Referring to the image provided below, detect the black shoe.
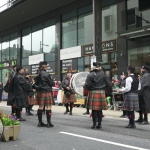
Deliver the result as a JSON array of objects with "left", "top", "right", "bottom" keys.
[
  {"left": 91, "top": 125, "right": 97, "bottom": 130},
  {"left": 47, "top": 123, "right": 54, "bottom": 128},
  {"left": 37, "top": 122, "right": 47, "bottom": 127},
  {"left": 83, "top": 112, "right": 90, "bottom": 115},
  {"left": 125, "top": 124, "right": 136, "bottom": 128},
  {"left": 139, "top": 121, "right": 149, "bottom": 125},
  {"left": 135, "top": 119, "right": 143, "bottom": 123},
  {"left": 64, "top": 110, "right": 69, "bottom": 114},
  {"left": 28, "top": 112, "right": 34, "bottom": 116},
  {"left": 69, "top": 112, "right": 72, "bottom": 115},
  {"left": 96, "top": 125, "right": 102, "bottom": 129},
  {"left": 18, "top": 118, "right": 26, "bottom": 121}
]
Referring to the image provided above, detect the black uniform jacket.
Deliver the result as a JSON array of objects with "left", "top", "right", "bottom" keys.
[
  {"left": 10, "top": 73, "right": 33, "bottom": 108},
  {"left": 62, "top": 77, "right": 74, "bottom": 94},
  {"left": 84, "top": 69, "right": 111, "bottom": 91},
  {"left": 35, "top": 69, "right": 55, "bottom": 92}
]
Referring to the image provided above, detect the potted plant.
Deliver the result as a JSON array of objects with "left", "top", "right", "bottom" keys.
[{"left": 0, "top": 110, "right": 21, "bottom": 142}]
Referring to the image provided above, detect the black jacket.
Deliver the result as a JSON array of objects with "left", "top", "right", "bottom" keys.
[
  {"left": 84, "top": 69, "right": 111, "bottom": 91},
  {"left": 10, "top": 73, "right": 32, "bottom": 108},
  {"left": 62, "top": 77, "right": 74, "bottom": 94},
  {"left": 35, "top": 69, "right": 54, "bottom": 92},
  {"left": 119, "top": 78, "right": 126, "bottom": 88}
]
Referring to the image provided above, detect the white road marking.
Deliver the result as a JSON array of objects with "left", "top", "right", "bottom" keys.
[{"left": 60, "top": 132, "right": 149, "bottom": 150}]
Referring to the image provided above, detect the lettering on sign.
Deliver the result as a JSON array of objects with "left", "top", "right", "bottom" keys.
[
  {"left": 82, "top": 44, "right": 94, "bottom": 56},
  {"left": 102, "top": 40, "right": 117, "bottom": 52}
]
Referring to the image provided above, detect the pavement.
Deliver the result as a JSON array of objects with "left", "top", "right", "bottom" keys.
[{"left": 0, "top": 101, "right": 150, "bottom": 150}]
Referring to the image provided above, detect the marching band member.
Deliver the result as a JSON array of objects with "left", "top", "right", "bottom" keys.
[
  {"left": 84, "top": 62, "right": 111, "bottom": 129},
  {"left": 118, "top": 65, "right": 140, "bottom": 128},
  {"left": 62, "top": 72, "right": 76, "bottom": 115},
  {"left": 35, "top": 61, "right": 55, "bottom": 127}
]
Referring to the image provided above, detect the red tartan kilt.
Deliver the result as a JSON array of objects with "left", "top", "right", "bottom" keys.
[
  {"left": 62, "top": 94, "right": 76, "bottom": 104},
  {"left": 28, "top": 96, "right": 35, "bottom": 105},
  {"left": 86, "top": 90, "right": 108, "bottom": 110},
  {"left": 35, "top": 92, "right": 53, "bottom": 106}
]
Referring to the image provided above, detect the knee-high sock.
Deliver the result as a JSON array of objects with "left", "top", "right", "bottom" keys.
[
  {"left": 92, "top": 110, "right": 97, "bottom": 126},
  {"left": 70, "top": 103, "right": 73, "bottom": 113},
  {"left": 128, "top": 111, "right": 135, "bottom": 125},
  {"left": 144, "top": 113, "right": 148, "bottom": 122},
  {"left": 139, "top": 110, "right": 143, "bottom": 120},
  {"left": 16, "top": 108, "right": 21, "bottom": 119},
  {"left": 46, "top": 110, "right": 52, "bottom": 124},
  {"left": 65, "top": 103, "right": 69, "bottom": 111},
  {"left": 97, "top": 110, "right": 102, "bottom": 126},
  {"left": 38, "top": 109, "right": 43, "bottom": 123}
]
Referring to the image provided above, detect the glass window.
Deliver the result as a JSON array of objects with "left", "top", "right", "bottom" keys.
[
  {"left": 22, "top": 57, "right": 29, "bottom": 66},
  {"left": 62, "top": 17, "right": 77, "bottom": 48},
  {"left": 84, "top": 56, "right": 90, "bottom": 72},
  {"left": 10, "top": 37, "right": 17, "bottom": 60},
  {"left": 32, "top": 30, "right": 42, "bottom": 55},
  {"left": 128, "top": 46, "right": 150, "bottom": 74},
  {"left": 78, "top": 57, "right": 84, "bottom": 72},
  {"left": 111, "top": 52, "right": 118, "bottom": 77},
  {"left": 2, "top": 36, "right": 9, "bottom": 61},
  {"left": 102, "top": 53, "right": 108, "bottom": 63},
  {"left": 0, "top": 41, "right": 1, "bottom": 62},
  {"left": 78, "top": 13, "right": 93, "bottom": 46},
  {"left": 22, "top": 33, "right": 31, "bottom": 58},
  {"left": 43, "top": 25, "right": 56, "bottom": 53}
]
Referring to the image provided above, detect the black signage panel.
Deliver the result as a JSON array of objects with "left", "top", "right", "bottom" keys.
[
  {"left": 82, "top": 44, "right": 94, "bottom": 56},
  {"left": 102, "top": 39, "right": 117, "bottom": 52},
  {"left": 62, "top": 59, "right": 77, "bottom": 73},
  {"left": 47, "top": 62, "right": 55, "bottom": 74},
  {"left": 31, "top": 64, "right": 39, "bottom": 75}
]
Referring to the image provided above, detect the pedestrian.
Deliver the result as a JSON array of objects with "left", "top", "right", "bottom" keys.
[
  {"left": 0, "top": 82, "right": 3, "bottom": 102},
  {"left": 118, "top": 65, "right": 140, "bottom": 128},
  {"left": 119, "top": 72, "right": 128, "bottom": 118},
  {"left": 10, "top": 66, "right": 32, "bottom": 121},
  {"left": 136, "top": 65, "right": 150, "bottom": 125},
  {"left": 35, "top": 61, "right": 55, "bottom": 127},
  {"left": 84, "top": 62, "right": 111, "bottom": 129},
  {"left": 6, "top": 65, "right": 19, "bottom": 115},
  {"left": 24, "top": 73, "right": 34, "bottom": 116},
  {"left": 62, "top": 72, "right": 76, "bottom": 115}
]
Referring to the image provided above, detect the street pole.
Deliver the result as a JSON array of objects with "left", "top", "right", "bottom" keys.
[{"left": 93, "top": 0, "right": 102, "bottom": 62}]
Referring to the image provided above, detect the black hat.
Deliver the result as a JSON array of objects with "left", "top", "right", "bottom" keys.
[
  {"left": 127, "top": 65, "right": 135, "bottom": 71},
  {"left": 120, "top": 72, "right": 125, "bottom": 75},
  {"left": 39, "top": 61, "right": 47, "bottom": 67},
  {"left": 141, "top": 65, "right": 150, "bottom": 71},
  {"left": 16, "top": 66, "right": 23, "bottom": 72},
  {"left": 93, "top": 62, "right": 100, "bottom": 67}
]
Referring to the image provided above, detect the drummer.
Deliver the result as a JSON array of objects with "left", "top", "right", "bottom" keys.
[
  {"left": 84, "top": 62, "right": 110, "bottom": 129},
  {"left": 62, "top": 71, "right": 76, "bottom": 115}
]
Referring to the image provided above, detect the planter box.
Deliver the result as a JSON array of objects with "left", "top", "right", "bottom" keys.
[{"left": 2, "top": 125, "right": 21, "bottom": 142}]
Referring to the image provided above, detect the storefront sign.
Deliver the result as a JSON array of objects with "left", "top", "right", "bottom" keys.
[
  {"left": 62, "top": 59, "right": 77, "bottom": 73},
  {"left": 31, "top": 64, "right": 39, "bottom": 74},
  {"left": 60, "top": 46, "right": 81, "bottom": 60},
  {"left": 102, "top": 39, "right": 117, "bottom": 52},
  {"left": 29, "top": 53, "right": 44, "bottom": 65},
  {"left": 82, "top": 44, "right": 94, "bottom": 56}
]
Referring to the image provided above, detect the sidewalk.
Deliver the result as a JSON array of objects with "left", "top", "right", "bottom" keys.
[{"left": 0, "top": 101, "right": 150, "bottom": 120}]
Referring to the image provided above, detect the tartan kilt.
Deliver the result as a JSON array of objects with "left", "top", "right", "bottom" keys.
[
  {"left": 86, "top": 90, "right": 107, "bottom": 110},
  {"left": 28, "top": 96, "right": 35, "bottom": 105},
  {"left": 62, "top": 94, "right": 76, "bottom": 104},
  {"left": 35, "top": 92, "right": 53, "bottom": 106},
  {"left": 122, "top": 93, "right": 139, "bottom": 111}
]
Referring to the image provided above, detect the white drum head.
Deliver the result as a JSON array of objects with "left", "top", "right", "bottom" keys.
[{"left": 70, "top": 72, "right": 89, "bottom": 96}]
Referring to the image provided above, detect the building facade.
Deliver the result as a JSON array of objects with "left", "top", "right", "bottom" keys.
[{"left": 0, "top": 0, "right": 150, "bottom": 83}]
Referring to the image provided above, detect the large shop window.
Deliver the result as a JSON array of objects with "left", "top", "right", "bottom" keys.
[
  {"left": 62, "top": 17, "right": 77, "bottom": 49},
  {"left": 10, "top": 37, "right": 17, "bottom": 60},
  {"left": 2, "top": 36, "right": 9, "bottom": 61},
  {"left": 32, "top": 30, "right": 42, "bottom": 55},
  {"left": 0, "top": 42, "right": 1, "bottom": 62},
  {"left": 128, "top": 47, "right": 150, "bottom": 73},
  {"left": 78, "top": 13, "right": 93, "bottom": 46}
]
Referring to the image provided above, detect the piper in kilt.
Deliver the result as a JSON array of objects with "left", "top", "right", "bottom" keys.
[
  {"left": 24, "top": 72, "right": 34, "bottom": 116},
  {"left": 62, "top": 72, "right": 76, "bottom": 115},
  {"left": 84, "top": 62, "right": 111, "bottom": 129},
  {"left": 34, "top": 61, "right": 55, "bottom": 128},
  {"left": 118, "top": 65, "right": 140, "bottom": 129}
]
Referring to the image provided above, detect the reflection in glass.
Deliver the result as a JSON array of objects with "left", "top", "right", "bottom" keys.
[
  {"left": 2, "top": 41, "right": 9, "bottom": 61},
  {"left": 84, "top": 56, "right": 90, "bottom": 72},
  {"left": 78, "top": 57, "right": 84, "bottom": 72},
  {"left": 43, "top": 25, "right": 56, "bottom": 53},
  {"left": 78, "top": 13, "right": 93, "bottom": 45},
  {"left": 22, "top": 33, "right": 31, "bottom": 58},
  {"left": 10, "top": 38, "right": 17, "bottom": 60},
  {"left": 32, "top": 30, "right": 42, "bottom": 55},
  {"left": 62, "top": 18, "right": 77, "bottom": 48}
]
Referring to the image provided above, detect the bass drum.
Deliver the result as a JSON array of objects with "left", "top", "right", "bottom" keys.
[
  {"left": 0, "top": 119, "right": 3, "bottom": 140},
  {"left": 70, "top": 72, "right": 89, "bottom": 96}
]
